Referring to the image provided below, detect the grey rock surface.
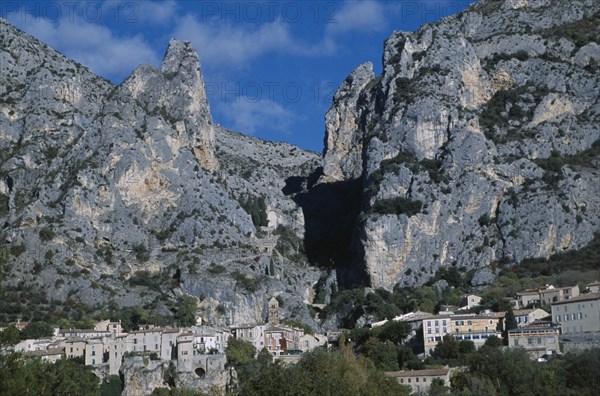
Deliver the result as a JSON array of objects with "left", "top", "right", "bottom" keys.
[
  {"left": 321, "top": 0, "right": 600, "bottom": 289},
  {"left": 0, "top": 18, "right": 322, "bottom": 326}
]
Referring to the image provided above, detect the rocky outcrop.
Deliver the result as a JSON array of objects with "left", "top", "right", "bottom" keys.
[
  {"left": 122, "top": 39, "right": 218, "bottom": 171},
  {"left": 0, "top": 18, "right": 321, "bottom": 325},
  {"left": 322, "top": 62, "right": 375, "bottom": 182},
  {"left": 120, "top": 355, "right": 229, "bottom": 396},
  {"left": 322, "top": 0, "right": 600, "bottom": 289},
  {"left": 121, "top": 358, "right": 170, "bottom": 396}
]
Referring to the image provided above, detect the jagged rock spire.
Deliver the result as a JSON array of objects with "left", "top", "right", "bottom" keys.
[{"left": 122, "top": 39, "right": 218, "bottom": 171}]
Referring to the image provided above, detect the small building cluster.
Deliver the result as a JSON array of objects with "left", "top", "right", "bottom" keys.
[
  {"left": 374, "top": 281, "right": 600, "bottom": 361},
  {"left": 1, "top": 296, "right": 327, "bottom": 376}
]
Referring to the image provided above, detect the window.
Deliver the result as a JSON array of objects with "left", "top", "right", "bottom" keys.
[
  {"left": 435, "top": 320, "right": 439, "bottom": 326},
  {"left": 70, "top": 347, "right": 73, "bottom": 353},
  {"left": 423, "top": 378, "right": 427, "bottom": 382},
  {"left": 400, "top": 379, "right": 404, "bottom": 384},
  {"left": 416, "top": 378, "right": 419, "bottom": 383},
  {"left": 467, "top": 320, "right": 472, "bottom": 326},
  {"left": 92, "top": 359, "right": 95, "bottom": 365},
  {"left": 91, "top": 351, "right": 95, "bottom": 356},
  {"left": 427, "top": 329, "right": 432, "bottom": 334},
  {"left": 578, "top": 313, "right": 583, "bottom": 320},
  {"left": 408, "top": 378, "right": 411, "bottom": 383},
  {"left": 537, "top": 337, "right": 542, "bottom": 345}
]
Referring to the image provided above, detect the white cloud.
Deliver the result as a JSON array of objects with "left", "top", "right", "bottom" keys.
[
  {"left": 326, "top": 0, "right": 388, "bottom": 36},
  {"left": 172, "top": 15, "right": 294, "bottom": 68},
  {"left": 135, "top": 0, "right": 178, "bottom": 25},
  {"left": 8, "top": 14, "right": 159, "bottom": 82},
  {"left": 215, "top": 97, "right": 299, "bottom": 135}
]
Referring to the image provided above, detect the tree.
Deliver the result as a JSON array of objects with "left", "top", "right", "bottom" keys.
[
  {"left": 364, "top": 338, "right": 399, "bottom": 371},
  {"left": 239, "top": 194, "right": 268, "bottom": 227},
  {"left": 434, "top": 334, "right": 459, "bottom": 360},
  {"left": 0, "top": 325, "right": 21, "bottom": 346},
  {"left": 373, "top": 320, "right": 411, "bottom": 344},
  {"left": 484, "top": 335, "right": 503, "bottom": 348},
  {"left": 564, "top": 349, "right": 600, "bottom": 395},
  {"left": 397, "top": 345, "right": 419, "bottom": 370},
  {"left": 503, "top": 307, "right": 518, "bottom": 345},
  {"left": 100, "top": 375, "right": 123, "bottom": 396},
  {"left": 466, "top": 346, "right": 533, "bottom": 395},
  {"left": 175, "top": 295, "right": 197, "bottom": 327},
  {"left": 20, "top": 321, "right": 54, "bottom": 340},
  {"left": 458, "top": 340, "right": 476, "bottom": 355},
  {"left": 0, "top": 353, "right": 100, "bottom": 395},
  {"left": 429, "top": 377, "right": 450, "bottom": 395},
  {"left": 241, "top": 343, "right": 411, "bottom": 396},
  {"left": 225, "top": 338, "right": 257, "bottom": 383}
]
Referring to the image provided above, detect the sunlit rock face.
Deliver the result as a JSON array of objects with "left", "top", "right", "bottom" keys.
[
  {"left": 322, "top": 0, "right": 600, "bottom": 289},
  {"left": 0, "top": 18, "right": 322, "bottom": 326}
]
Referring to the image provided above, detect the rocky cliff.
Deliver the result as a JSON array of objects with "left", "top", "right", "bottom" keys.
[
  {"left": 0, "top": 18, "right": 321, "bottom": 327},
  {"left": 321, "top": 0, "right": 600, "bottom": 289}
]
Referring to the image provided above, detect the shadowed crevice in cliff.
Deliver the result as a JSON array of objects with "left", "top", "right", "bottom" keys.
[{"left": 284, "top": 169, "right": 368, "bottom": 288}]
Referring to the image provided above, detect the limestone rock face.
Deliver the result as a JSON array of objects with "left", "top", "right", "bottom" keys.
[
  {"left": 322, "top": 62, "right": 375, "bottom": 182},
  {"left": 121, "top": 358, "right": 170, "bottom": 396},
  {"left": 122, "top": 39, "right": 218, "bottom": 171},
  {"left": 0, "top": 18, "right": 321, "bottom": 325},
  {"left": 322, "top": 0, "right": 600, "bottom": 289}
]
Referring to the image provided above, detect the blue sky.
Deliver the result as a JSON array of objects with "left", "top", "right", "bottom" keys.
[{"left": 3, "top": 0, "right": 475, "bottom": 152}]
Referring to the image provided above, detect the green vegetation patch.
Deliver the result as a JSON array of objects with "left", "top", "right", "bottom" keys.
[
  {"left": 372, "top": 197, "right": 423, "bottom": 217},
  {"left": 238, "top": 194, "right": 268, "bottom": 227},
  {"left": 541, "top": 11, "right": 600, "bottom": 51}
]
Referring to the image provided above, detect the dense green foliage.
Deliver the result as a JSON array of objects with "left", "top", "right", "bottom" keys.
[
  {"left": 174, "top": 295, "right": 198, "bottom": 327},
  {"left": 0, "top": 325, "right": 20, "bottom": 345},
  {"left": 453, "top": 347, "right": 600, "bottom": 396},
  {"left": 372, "top": 197, "right": 423, "bottom": 217},
  {"left": 20, "top": 321, "right": 54, "bottom": 339},
  {"left": 100, "top": 375, "right": 123, "bottom": 396},
  {"left": 225, "top": 338, "right": 258, "bottom": 383},
  {"left": 509, "top": 232, "right": 600, "bottom": 278},
  {"left": 0, "top": 353, "right": 100, "bottom": 395},
  {"left": 239, "top": 344, "right": 411, "bottom": 396},
  {"left": 238, "top": 194, "right": 268, "bottom": 227}
]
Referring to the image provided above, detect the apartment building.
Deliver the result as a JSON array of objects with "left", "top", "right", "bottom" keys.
[
  {"left": 423, "top": 313, "right": 504, "bottom": 355},
  {"left": 513, "top": 285, "right": 579, "bottom": 309},
  {"left": 551, "top": 293, "right": 600, "bottom": 334},
  {"left": 508, "top": 324, "right": 560, "bottom": 359},
  {"left": 231, "top": 324, "right": 267, "bottom": 351}
]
